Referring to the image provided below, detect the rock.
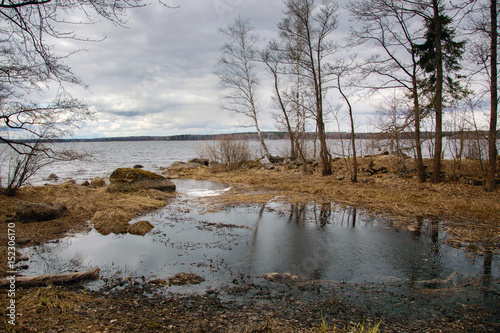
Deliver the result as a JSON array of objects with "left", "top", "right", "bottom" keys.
[
  {"left": 133, "top": 164, "right": 144, "bottom": 169},
  {"left": 188, "top": 158, "right": 209, "bottom": 166},
  {"left": 46, "top": 173, "right": 59, "bottom": 181},
  {"left": 149, "top": 279, "right": 169, "bottom": 286},
  {"left": 269, "top": 155, "right": 285, "bottom": 164},
  {"left": 263, "top": 272, "right": 306, "bottom": 285},
  {"left": 127, "top": 220, "right": 154, "bottom": 236},
  {"left": 167, "top": 161, "right": 203, "bottom": 172},
  {"left": 91, "top": 177, "right": 107, "bottom": 188},
  {"left": 262, "top": 163, "right": 275, "bottom": 170},
  {"left": 81, "top": 180, "right": 91, "bottom": 187},
  {"left": 168, "top": 273, "right": 205, "bottom": 286},
  {"left": 376, "top": 149, "right": 390, "bottom": 156},
  {"left": 14, "top": 201, "right": 67, "bottom": 222},
  {"left": 16, "top": 237, "right": 31, "bottom": 245},
  {"left": 91, "top": 209, "right": 132, "bottom": 235},
  {"left": 108, "top": 168, "right": 176, "bottom": 193},
  {"left": 336, "top": 175, "right": 345, "bottom": 181}
]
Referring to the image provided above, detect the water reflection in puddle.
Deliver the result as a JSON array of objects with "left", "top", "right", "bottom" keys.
[{"left": 21, "top": 180, "right": 499, "bottom": 297}]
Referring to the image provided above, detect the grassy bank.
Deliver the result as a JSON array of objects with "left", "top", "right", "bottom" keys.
[{"left": 0, "top": 184, "right": 173, "bottom": 275}]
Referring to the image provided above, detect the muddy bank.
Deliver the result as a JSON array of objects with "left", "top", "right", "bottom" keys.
[{"left": 1, "top": 275, "right": 498, "bottom": 332}]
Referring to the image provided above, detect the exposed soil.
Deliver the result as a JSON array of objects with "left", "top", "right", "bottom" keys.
[{"left": 0, "top": 156, "right": 499, "bottom": 332}]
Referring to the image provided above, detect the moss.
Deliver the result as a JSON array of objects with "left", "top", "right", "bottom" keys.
[{"left": 109, "top": 168, "right": 165, "bottom": 183}]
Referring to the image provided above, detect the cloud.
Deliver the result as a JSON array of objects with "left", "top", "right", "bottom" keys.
[{"left": 49, "top": 0, "right": 376, "bottom": 138}]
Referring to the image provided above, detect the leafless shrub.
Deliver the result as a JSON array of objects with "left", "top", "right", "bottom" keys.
[{"left": 197, "top": 137, "right": 253, "bottom": 170}]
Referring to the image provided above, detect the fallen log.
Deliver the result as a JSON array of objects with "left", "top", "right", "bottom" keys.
[{"left": 0, "top": 267, "right": 100, "bottom": 287}]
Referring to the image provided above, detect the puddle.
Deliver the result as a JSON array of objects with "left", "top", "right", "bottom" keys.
[
  {"left": 172, "top": 179, "right": 231, "bottom": 197},
  {"left": 20, "top": 180, "right": 499, "bottom": 308}
]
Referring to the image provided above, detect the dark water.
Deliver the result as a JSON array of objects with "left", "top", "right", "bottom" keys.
[{"left": 21, "top": 180, "right": 499, "bottom": 293}]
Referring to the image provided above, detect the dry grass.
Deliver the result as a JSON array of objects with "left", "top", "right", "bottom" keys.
[
  {"left": 16, "top": 286, "right": 93, "bottom": 316},
  {"left": 181, "top": 156, "right": 500, "bottom": 248},
  {"left": 0, "top": 184, "right": 174, "bottom": 276}
]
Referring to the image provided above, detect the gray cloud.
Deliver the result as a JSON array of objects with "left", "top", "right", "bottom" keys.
[{"left": 53, "top": 0, "right": 369, "bottom": 138}]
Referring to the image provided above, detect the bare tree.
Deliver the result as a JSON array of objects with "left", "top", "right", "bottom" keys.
[
  {"left": 374, "top": 92, "right": 415, "bottom": 167},
  {"left": 467, "top": 0, "right": 498, "bottom": 191},
  {"left": 0, "top": 0, "right": 155, "bottom": 193},
  {"left": 348, "top": 0, "right": 428, "bottom": 182},
  {"left": 278, "top": 0, "right": 340, "bottom": 175},
  {"left": 215, "top": 17, "right": 271, "bottom": 161},
  {"left": 329, "top": 57, "right": 358, "bottom": 182},
  {"left": 262, "top": 38, "right": 311, "bottom": 172}
]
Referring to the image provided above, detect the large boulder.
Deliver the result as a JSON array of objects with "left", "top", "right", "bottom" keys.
[
  {"left": 14, "top": 201, "right": 67, "bottom": 222},
  {"left": 108, "top": 168, "right": 176, "bottom": 193}
]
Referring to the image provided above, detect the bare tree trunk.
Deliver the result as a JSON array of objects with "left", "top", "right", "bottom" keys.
[
  {"left": 338, "top": 76, "right": 357, "bottom": 182},
  {"left": 254, "top": 119, "right": 271, "bottom": 160},
  {"left": 486, "top": 0, "right": 498, "bottom": 191},
  {"left": 413, "top": 72, "right": 426, "bottom": 183},
  {"left": 314, "top": 54, "right": 332, "bottom": 175},
  {"left": 432, "top": 0, "right": 444, "bottom": 183}
]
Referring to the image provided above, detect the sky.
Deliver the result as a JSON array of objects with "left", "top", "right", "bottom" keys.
[{"left": 46, "top": 0, "right": 375, "bottom": 139}]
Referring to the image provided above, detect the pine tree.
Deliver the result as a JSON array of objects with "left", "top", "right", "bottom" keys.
[{"left": 416, "top": 0, "right": 467, "bottom": 182}]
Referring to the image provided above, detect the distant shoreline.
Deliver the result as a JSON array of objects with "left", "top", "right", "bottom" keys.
[{"left": 3, "top": 130, "right": 495, "bottom": 143}]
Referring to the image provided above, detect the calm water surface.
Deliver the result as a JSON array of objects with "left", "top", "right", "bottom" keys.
[
  {"left": 20, "top": 180, "right": 499, "bottom": 296},
  {"left": 1, "top": 138, "right": 470, "bottom": 186}
]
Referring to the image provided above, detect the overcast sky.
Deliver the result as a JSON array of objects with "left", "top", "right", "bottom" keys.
[{"left": 53, "top": 0, "right": 372, "bottom": 138}]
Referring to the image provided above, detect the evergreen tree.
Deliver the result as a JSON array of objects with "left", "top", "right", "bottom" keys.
[{"left": 416, "top": 0, "right": 467, "bottom": 182}]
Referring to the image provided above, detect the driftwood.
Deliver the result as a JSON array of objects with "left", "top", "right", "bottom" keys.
[{"left": 0, "top": 267, "right": 100, "bottom": 287}]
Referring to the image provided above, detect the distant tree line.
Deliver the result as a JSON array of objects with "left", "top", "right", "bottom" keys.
[{"left": 6, "top": 130, "right": 495, "bottom": 144}]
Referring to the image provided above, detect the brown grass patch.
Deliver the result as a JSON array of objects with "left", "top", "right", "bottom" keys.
[{"left": 16, "top": 286, "right": 93, "bottom": 316}]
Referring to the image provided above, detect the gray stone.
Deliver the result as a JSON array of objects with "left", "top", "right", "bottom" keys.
[
  {"left": 188, "top": 158, "right": 209, "bottom": 166},
  {"left": 46, "top": 174, "right": 59, "bottom": 181},
  {"left": 14, "top": 201, "right": 67, "bottom": 222},
  {"left": 91, "top": 177, "right": 107, "bottom": 188}
]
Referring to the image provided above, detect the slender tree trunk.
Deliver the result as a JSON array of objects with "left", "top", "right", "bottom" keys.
[
  {"left": 338, "top": 76, "right": 357, "bottom": 182},
  {"left": 253, "top": 114, "right": 271, "bottom": 160},
  {"left": 270, "top": 65, "right": 297, "bottom": 161},
  {"left": 315, "top": 51, "right": 332, "bottom": 175},
  {"left": 486, "top": 0, "right": 498, "bottom": 191},
  {"left": 413, "top": 67, "right": 426, "bottom": 183},
  {"left": 248, "top": 74, "right": 271, "bottom": 160},
  {"left": 432, "top": 0, "right": 443, "bottom": 183}
]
